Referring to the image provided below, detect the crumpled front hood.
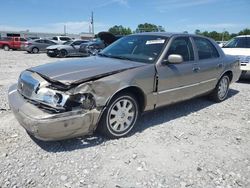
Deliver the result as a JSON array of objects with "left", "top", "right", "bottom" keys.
[{"left": 28, "top": 56, "right": 145, "bottom": 85}]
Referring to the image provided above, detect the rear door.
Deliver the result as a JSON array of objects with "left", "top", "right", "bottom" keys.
[
  {"left": 156, "top": 36, "right": 199, "bottom": 107},
  {"left": 192, "top": 37, "right": 222, "bottom": 92}
]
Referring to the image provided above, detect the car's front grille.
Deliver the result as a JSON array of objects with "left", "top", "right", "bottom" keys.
[{"left": 18, "top": 71, "right": 40, "bottom": 98}]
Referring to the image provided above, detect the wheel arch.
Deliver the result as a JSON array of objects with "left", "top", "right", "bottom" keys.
[
  {"left": 220, "top": 70, "right": 233, "bottom": 83},
  {"left": 105, "top": 86, "right": 147, "bottom": 113}
]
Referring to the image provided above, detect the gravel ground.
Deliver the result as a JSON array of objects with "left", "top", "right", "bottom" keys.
[{"left": 0, "top": 50, "right": 250, "bottom": 188}]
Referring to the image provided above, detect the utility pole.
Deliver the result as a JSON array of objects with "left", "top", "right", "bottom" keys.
[
  {"left": 222, "top": 28, "right": 225, "bottom": 42},
  {"left": 91, "top": 11, "right": 94, "bottom": 34},
  {"left": 64, "top": 25, "right": 66, "bottom": 35}
]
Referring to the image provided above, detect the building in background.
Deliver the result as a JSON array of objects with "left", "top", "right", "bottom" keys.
[{"left": 0, "top": 30, "right": 94, "bottom": 40}]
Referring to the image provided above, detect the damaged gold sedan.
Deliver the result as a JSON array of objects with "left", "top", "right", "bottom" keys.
[{"left": 8, "top": 33, "right": 241, "bottom": 141}]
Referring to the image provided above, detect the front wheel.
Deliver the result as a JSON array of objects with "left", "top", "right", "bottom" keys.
[
  {"left": 59, "top": 49, "right": 67, "bottom": 58},
  {"left": 210, "top": 75, "right": 230, "bottom": 102},
  {"left": 98, "top": 93, "right": 139, "bottom": 139}
]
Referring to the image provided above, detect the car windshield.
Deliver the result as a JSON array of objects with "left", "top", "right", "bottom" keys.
[
  {"left": 99, "top": 35, "right": 168, "bottom": 64},
  {"left": 223, "top": 37, "right": 246, "bottom": 48}
]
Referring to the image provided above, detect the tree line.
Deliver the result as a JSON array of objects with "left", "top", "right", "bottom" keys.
[
  {"left": 195, "top": 28, "right": 250, "bottom": 41},
  {"left": 108, "top": 23, "right": 250, "bottom": 41}
]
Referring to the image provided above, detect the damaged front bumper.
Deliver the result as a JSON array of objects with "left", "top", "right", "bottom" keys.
[{"left": 8, "top": 84, "right": 101, "bottom": 141}]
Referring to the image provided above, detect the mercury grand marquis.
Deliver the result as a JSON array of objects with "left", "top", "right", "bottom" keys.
[{"left": 8, "top": 33, "right": 241, "bottom": 141}]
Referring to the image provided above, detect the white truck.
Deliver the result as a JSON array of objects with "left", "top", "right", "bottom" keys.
[{"left": 51, "top": 36, "right": 72, "bottom": 44}]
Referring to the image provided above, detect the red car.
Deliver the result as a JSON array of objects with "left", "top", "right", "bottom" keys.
[{"left": 0, "top": 37, "right": 27, "bottom": 51}]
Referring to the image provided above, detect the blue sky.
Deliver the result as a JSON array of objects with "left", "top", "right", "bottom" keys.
[{"left": 0, "top": 0, "right": 249, "bottom": 34}]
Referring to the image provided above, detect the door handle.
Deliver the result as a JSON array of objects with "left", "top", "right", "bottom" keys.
[
  {"left": 217, "top": 63, "right": 223, "bottom": 68},
  {"left": 193, "top": 67, "right": 200, "bottom": 72}
]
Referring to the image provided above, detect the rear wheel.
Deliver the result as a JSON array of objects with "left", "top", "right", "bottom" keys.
[
  {"left": 32, "top": 47, "right": 39, "bottom": 53},
  {"left": 3, "top": 45, "right": 10, "bottom": 51},
  {"left": 210, "top": 75, "right": 230, "bottom": 102},
  {"left": 59, "top": 49, "right": 68, "bottom": 58},
  {"left": 98, "top": 93, "right": 139, "bottom": 139}
]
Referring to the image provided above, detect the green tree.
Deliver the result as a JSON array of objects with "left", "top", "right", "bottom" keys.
[
  {"left": 108, "top": 25, "right": 132, "bottom": 35},
  {"left": 135, "top": 23, "right": 165, "bottom": 33},
  {"left": 238, "top": 28, "right": 250, "bottom": 35},
  {"left": 195, "top": 29, "right": 201, "bottom": 35}
]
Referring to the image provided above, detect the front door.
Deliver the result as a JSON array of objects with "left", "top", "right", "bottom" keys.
[{"left": 156, "top": 37, "right": 199, "bottom": 107}]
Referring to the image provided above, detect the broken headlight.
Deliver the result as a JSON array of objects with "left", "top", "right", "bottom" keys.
[
  {"left": 65, "top": 93, "right": 96, "bottom": 110},
  {"left": 35, "top": 88, "right": 69, "bottom": 108}
]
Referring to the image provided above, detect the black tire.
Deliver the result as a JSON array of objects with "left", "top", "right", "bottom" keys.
[
  {"left": 98, "top": 93, "right": 139, "bottom": 139},
  {"left": 59, "top": 49, "right": 68, "bottom": 58},
  {"left": 210, "top": 75, "right": 230, "bottom": 102},
  {"left": 32, "top": 47, "right": 39, "bottom": 53},
  {"left": 3, "top": 45, "right": 10, "bottom": 51},
  {"left": 47, "top": 51, "right": 57, "bottom": 57}
]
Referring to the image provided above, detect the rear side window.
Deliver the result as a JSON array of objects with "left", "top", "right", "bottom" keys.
[
  {"left": 52, "top": 37, "right": 58, "bottom": 40},
  {"left": 45, "top": 40, "right": 56, "bottom": 44},
  {"left": 36, "top": 39, "right": 44, "bottom": 43},
  {"left": 166, "top": 37, "right": 194, "bottom": 62},
  {"left": 193, "top": 37, "right": 219, "bottom": 60}
]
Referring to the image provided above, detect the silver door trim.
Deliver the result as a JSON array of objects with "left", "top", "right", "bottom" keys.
[{"left": 158, "top": 78, "right": 217, "bottom": 94}]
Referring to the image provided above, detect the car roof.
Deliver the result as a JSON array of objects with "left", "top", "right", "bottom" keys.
[
  {"left": 235, "top": 35, "right": 250, "bottom": 38},
  {"left": 132, "top": 32, "right": 207, "bottom": 38}
]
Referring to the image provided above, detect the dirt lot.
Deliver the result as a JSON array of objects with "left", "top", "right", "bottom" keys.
[{"left": 0, "top": 50, "right": 250, "bottom": 188}]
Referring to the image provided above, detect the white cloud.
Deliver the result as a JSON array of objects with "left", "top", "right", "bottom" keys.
[
  {"left": 152, "top": 0, "right": 217, "bottom": 12},
  {"left": 0, "top": 21, "right": 110, "bottom": 34},
  {"left": 97, "top": 0, "right": 129, "bottom": 8}
]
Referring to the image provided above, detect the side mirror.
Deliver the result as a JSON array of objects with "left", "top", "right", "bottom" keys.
[{"left": 166, "top": 54, "right": 183, "bottom": 64}]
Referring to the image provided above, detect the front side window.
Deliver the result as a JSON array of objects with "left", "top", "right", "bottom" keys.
[
  {"left": 223, "top": 37, "right": 247, "bottom": 48},
  {"left": 52, "top": 37, "right": 58, "bottom": 41},
  {"left": 193, "top": 37, "right": 219, "bottom": 60},
  {"left": 165, "top": 37, "right": 194, "bottom": 62},
  {"left": 100, "top": 35, "right": 168, "bottom": 64}
]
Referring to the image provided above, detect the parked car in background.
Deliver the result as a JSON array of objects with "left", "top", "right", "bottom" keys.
[
  {"left": 79, "top": 39, "right": 106, "bottom": 55},
  {"left": 216, "top": 41, "right": 227, "bottom": 47},
  {"left": 0, "top": 37, "right": 27, "bottom": 51},
  {"left": 79, "top": 32, "right": 121, "bottom": 55},
  {"left": 222, "top": 35, "right": 250, "bottom": 75},
  {"left": 24, "top": 39, "right": 57, "bottom": 53},
  {"left": 8, "top": 33, "right": 241, "bottom": 141},
  {"left": 27, "top": 36, "right": 41, "bottom": 40},
  {"left": 51, "top": 36, "right": 72, "bottom": 44},
  {"left": 46, "top": 40, "right": 89, "bottom": 57}
]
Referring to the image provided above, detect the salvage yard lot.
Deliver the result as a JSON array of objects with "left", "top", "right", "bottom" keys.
[{"left": 0, "top": 50, "right": 250, "bottom": 187}]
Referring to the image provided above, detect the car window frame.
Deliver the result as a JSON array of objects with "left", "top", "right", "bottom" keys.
[{"left": 192, "top": 36, "right": 220, "bottom": 61}]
